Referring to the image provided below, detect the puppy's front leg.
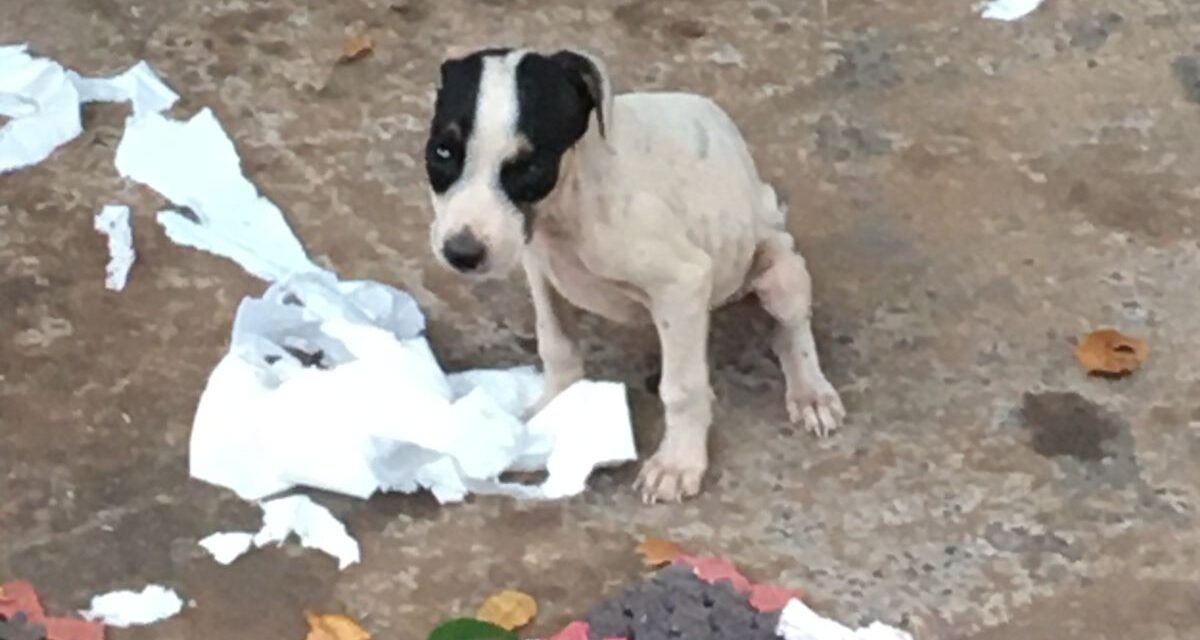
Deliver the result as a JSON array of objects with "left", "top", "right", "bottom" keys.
[
  {"left": 635, "top": 265, "right": 715, "bottom": 503},
  {"left": 523, "top": 257, "right": 584, "bottom": 418}
]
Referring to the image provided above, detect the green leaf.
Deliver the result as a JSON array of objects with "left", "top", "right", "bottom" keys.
[{"left": 427, "top": 618, "right": 519, "bottom": 640}]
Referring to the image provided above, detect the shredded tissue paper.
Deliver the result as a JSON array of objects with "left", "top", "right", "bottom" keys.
[
  {"left": 82, "top": 585, "right": 184, "bottom": 628},
  {"left": 93, "top": 204, "right": 135, "bottom": 291},
  {"left": 0, "top": 44, "right": 177, "bottom": 174},
  {"left": 188, "top": 269, "right": 637, "bottom": 505},
  {"left": 5, "top": 43, "right": 638, "bottom": 575},
  {"left": 775, "top": 599, "right": 913, "bottom": 640},
  {"left": 980, "top": 0, "right": 1044, "bottom": 21},
  {"left": 200, "top": 495, "right": 361, "bottom": 569}
]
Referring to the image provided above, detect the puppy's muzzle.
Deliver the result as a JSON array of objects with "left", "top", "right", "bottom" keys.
[{"left": 442, "top": 229, "right": 487, "bottom": 273}]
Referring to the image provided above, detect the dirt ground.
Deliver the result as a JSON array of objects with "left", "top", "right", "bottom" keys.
[{"left": 3, "top": 0, "right": 1200, "bottom": 638}]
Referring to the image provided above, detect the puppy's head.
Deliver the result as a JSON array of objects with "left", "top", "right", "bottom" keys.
[{"left": 425, "top": 48, "right": 609, "bottom": 277}]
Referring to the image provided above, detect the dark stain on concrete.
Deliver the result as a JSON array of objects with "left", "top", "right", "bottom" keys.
[
  {"left": 1020, "top": 391, "right": 1119, "bottom": 462},
  {"left": 1065, "top": 12, "right": 1125, "bottom": 52},
  {"left": 1172, "top": 55, "right": 1200, "bottom": 103}
]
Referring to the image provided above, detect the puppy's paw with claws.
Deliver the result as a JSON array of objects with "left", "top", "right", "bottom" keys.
[
  {"left": 635, "top": 447, "right": 707, "bottom": 504},
  {"left": 786, "top": 382, "right": 845, "bottom": 438}
]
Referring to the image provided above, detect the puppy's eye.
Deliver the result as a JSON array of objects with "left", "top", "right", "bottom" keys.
[{"left": 434, "top": 145, "right": 452, "bottom": 160}]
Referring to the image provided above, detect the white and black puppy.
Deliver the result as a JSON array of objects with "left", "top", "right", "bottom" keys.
[{"left": 424, "top": 47, "right": 845, "bottom": 503}]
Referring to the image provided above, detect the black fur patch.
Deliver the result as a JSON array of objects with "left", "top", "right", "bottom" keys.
[
  {"left": 499, "top": 52, "right": 594, "bottom": 207},
  {"left": 425, "top": 48, "right": 511, "bottom": 193}
]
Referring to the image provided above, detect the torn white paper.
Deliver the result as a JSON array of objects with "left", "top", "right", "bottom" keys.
[
  {"left": 197, "top": 531, "right": 254, "bottom": 565},
  {"left": 776, "top": 599, "right": 913, "bottom": 640},
  {"left": 252, "top": 495, "right": 361, "bottom": 570},
  {"left": 1, "top": 46, "right": 177, "bottom": 175},
  {"left": 94, "top": 204, "right": 135, "bottom": 291},
  {"left": 981, "top": 0, "right": 1044, "bottom": 21},
  {"left": 114, "top": 108, "right": 323, "bottom": 282},
  {"left": 67, "top": 60, "right": 178, "bottom": 117},
  {"left": 82, "top": 585, "right": 184, "bottom": 628},
  {"left": 0, "top": 44, "right": 81, "bottom": 174},
  {"left": 199, "top": 497, "right": 359, "bottom": 569},
  {"left": 188, "top": 271, "right": 636, "bottom": 505}
]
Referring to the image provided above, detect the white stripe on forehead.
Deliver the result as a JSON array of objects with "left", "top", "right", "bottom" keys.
[
  {"left": 475, "top": 51, "right": 525, "bottom": 135},
  {"left": 461, "top": 50, "right": 528, "bottom": 182}
]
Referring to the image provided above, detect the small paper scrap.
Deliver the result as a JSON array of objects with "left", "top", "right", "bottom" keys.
[
  {"left": 254, "top": 495, "right": 361, "bottom": 569},
  {"left": 980, "top": 0, "right": 1044, "bottom": 21},
  {"left": 94, "top": 204, "right": 135, "bottom": 291},
  {"left": 82, "top": 585, "right": 184, "bottom": 628},
  {"left": 0, "top": 44, "right": 176, "bottom": 175},
  {"left": 188, "top": 271, "right": 636, "bottom": 505},
  {"left": 197, "top": 531, "right": 254, "bottom": 565},
  {"left": 113, "top": 108, "right": 323, "bottom": 282},
  {"left": 776, "top": 599, "right": 912, "bottom": 640},
  {"left": 199, "top": 496, "right": 359, "bottom": 569}
]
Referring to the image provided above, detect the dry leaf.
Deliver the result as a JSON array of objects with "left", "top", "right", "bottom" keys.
[
  {"left": 1075, "top": 329, "right": 1148, "bottom": 376},
  {"left": 476, "top": 590, "right": 537, "bottom": 631},
  {"left": 340, "top": 33, "right": 373, "bottom": 63},
  {"left": 304, "top": 611, "right": 370, "bottom": 640},
  {"left": 636, "top": 537, "right": 683, "bottom": 568}
]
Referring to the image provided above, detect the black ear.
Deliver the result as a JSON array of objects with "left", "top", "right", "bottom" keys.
[{"left": 549, "top": 50, "right": 609, "bottom": 138}]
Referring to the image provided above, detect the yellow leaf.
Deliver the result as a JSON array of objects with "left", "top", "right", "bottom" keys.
[
  {"left": 340, "top": 33, "right": 373, "bottom": 62},
  {"left": 476, "top": 590, "right": 537, "bottom": 631},
  {"left": 304, "top": 611, "right": 370, "bottom": 640},
  {"left": 1075, "top": 329, "right": 1148, "bottom": 377},
  {"left": 636, "top": 537, "right": 683, "bottom": 568}
]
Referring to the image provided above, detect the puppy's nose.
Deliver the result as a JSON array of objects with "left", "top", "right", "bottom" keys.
[{"left": 442, "top": 230, "right": 487, "bottom": 272}]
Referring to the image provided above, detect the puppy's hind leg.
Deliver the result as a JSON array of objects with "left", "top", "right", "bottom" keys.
[{"left": 751, "top": 233, "right": 845, "bottom": 437}]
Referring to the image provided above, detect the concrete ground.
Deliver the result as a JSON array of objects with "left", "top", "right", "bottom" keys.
[{"left": 3, "top": 0, "right": 1200, "bottom": 638}]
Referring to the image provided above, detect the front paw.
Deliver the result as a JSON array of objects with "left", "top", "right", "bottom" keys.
[
  {"left": 634, "top": 445, "right": 707, "bottom": 504},
  {"left": 786, "top": 381, "right": 845, "bottom": 438}
]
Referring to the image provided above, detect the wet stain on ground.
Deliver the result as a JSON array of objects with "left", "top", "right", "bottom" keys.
[{"left": 1020, "top": 391, "right": 1120, "bottom": 462}]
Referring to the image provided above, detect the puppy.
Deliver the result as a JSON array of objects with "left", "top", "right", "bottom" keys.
[{"left": 424, "top": 48, "right": 845, "bottom": 503}]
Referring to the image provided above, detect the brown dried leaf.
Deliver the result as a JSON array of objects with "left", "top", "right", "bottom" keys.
[
  {"left": 636, "top": 537, "right": 683, "bottom": 568},
  {"left": 1075, "top": 329, "right": 1148, "bottom": 377},
  {"left": 340, "top": 33, "right": 373, "bottom": 63},
  {"left": 304, "top": 611, "right": 371, "bottom": 640},
  {"left": 476, "top": 590, "right": 537, "bottom": 631}
]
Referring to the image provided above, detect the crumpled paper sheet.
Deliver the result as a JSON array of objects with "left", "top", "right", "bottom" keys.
[
  {"left": 0, "top": 580, "right": 105, "bottom": 640},
  {"left": 81, "top": 585, "right": 183, "bottom": 628},
  {"left": 775, "top": 599, "right": 912, "bottom": 640},
  {"left": 93, "top": 205, "right": 134, "bottom": 291},
  {"left": 189, "top": 270, "right": 637, "bottom": 504},
  {"left": 0, "top": 44, "right": 176, "bottom": 174},
  {"left": 113, "top": 108, "right": 323, "bottom": 282},
  {"left": 199, "top": 495, "right": 361, "bottom": 570},
  {"left": 981, "top": 0, "right": 1044, "bottom": 21}
]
